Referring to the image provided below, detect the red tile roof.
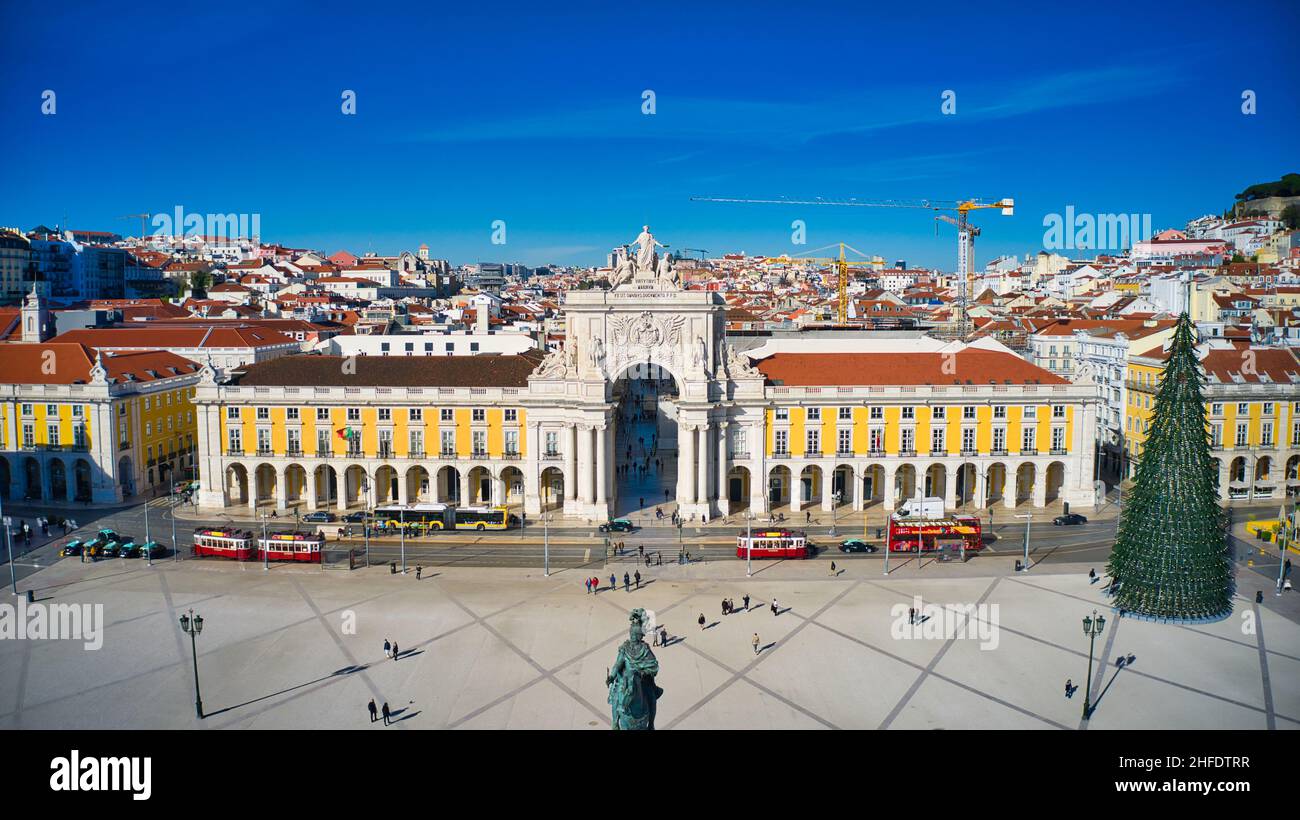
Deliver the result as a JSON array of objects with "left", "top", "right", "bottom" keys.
[{"left": 756, "top": 350, "right": 1067, "bottom": 386}]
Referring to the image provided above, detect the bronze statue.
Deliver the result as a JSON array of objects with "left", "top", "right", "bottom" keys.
[{"left": 606, "top": 608, "right": 663, "bottom": 729}]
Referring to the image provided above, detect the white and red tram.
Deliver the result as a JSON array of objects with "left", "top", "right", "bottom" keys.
[
  {"left": 257, "top": 530, "right": 323, "bottom": 563},
  {"left": 735, "top": 528, "right": 811, "bottom": 559}
]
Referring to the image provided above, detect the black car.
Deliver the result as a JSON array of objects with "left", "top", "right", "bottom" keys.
[
  {"left": 342, "top": 511, "right": 368, "bottom": 523},
  {"left": 1053, "top": 513, "right": 1088, "bottom": 526},
  {"left": 302, "top": 511, "right": 335, "bottom": 523},
  {"left": 598, "top": 519, "right": 636, "bottom": 533},
  {"left": 838, "top": 539, "right": 879, "bottom": 554}
]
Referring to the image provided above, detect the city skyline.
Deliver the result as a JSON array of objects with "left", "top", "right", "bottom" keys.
[{"left": 1, "top": 0, "right": 1298, "bottom": 268}]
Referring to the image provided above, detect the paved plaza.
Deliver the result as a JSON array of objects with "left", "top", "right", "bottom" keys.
[{"left": 1, "top": 552, "right": 1297, "bottom": 730}]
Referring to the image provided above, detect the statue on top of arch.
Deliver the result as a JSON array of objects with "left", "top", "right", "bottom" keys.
[{"left": 609, "top": 225, "right": 680, "bottom": 290}]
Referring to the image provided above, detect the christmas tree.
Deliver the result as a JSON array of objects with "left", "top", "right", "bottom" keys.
[{"left": 1106, "top": 313, "right": 1233, "bottom": 621}]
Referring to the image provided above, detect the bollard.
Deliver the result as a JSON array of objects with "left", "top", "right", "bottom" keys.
[
  {"left": 389, "top": 561, "right": 396, "bottom": 575},
  {"left": 1256, "top": 590, "right": 1264, "bottom": 604},
  {"left": 25, "top": 589, "right": 34, "bottom": 604}
]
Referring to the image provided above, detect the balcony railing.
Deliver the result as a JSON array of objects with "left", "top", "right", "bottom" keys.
[
  {"left": 731, "top": 451, "right": 750, "bottom": 459},
  {"left": 869, "top": 448, "right": 885, "bottom": 458},
  {"left": 471, "top": 450, "right": 488, "bottom": 458},
  {"left": 406, "top": 449, "right": 425, "bottom": 459},
  {"left": 899, "top": 448, "right": 916, "bottom": 458},
  {"left": 502, "top": 451, "right": 521, "bottom": 460},
  {"left": 439, "top": 449, "right": 457, "bottom": 459},
  {"left": 377, "top": 447, "right": 394, "bottom": 460},
  {"left": 929, "top": 448, "right": 947, "bottom": 457},
  {"left": 542, "top": 451, "right": 563, "bottom": 460},
  {"left": 256, "top": 448, "right": 273, "bottom": 457},
  {"left": 1021, "top": 448, "right": 1039, "bottom": 456},
  {"left": 286, "top": 447, "right": 303, "bottom": 458},
  {"left": 836, "top": 448, "right": 854, "bottom": 457},
  {"left": 960, "top": 448, "right": 978, "bottom": 457},
  {"left": 1050, "top": 447, "right": 1068, "bottom": 456},
  {"left": 991, "top": 447, "right": 1008, "bottom": 456},
  {"left": 226, "top": 448, "right": 244, "bottom": 457},
  {"left": 315, "top": 448, "right": 334, "bottom": 458},
  {"left": 20, "top": 443, "right": 89, "bottom": 453},
  {"left": 771, "top": 451, "right": 790, "bottom": 459}
]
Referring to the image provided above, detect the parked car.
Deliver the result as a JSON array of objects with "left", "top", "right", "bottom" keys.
[
  {"left": 59, "top": 540, "right": 84, "bottom": 557},
  {"left": 99, "top": 541, "right": 123, "bottom": 558},
  {"left": 302, "top": 511, "right": 335, "bottom": 523},
  {"left": 119, "top": 540, "right": 143, "bottom": 558},
  {"left": 599, "top": 518, "right": 636, "bottom": 533},
  {"left": 342, "top": 511, "right": 368, "bottom": 523},
  {"left": 139, "top": 541, "right": 165, "bottom": 559},
  {"left": 1053, "top": 513, "right": 1088, "bottom": 526},
  {"left": 838, "top": 539, "right": 879, "bottom": 554}
]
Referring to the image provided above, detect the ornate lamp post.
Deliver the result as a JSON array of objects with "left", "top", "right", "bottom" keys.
[
  {"left": 178, "top": 608, "right": 205, "bottom": 719},
  {"left": 1081, "top": 609, "right": 1106, "bottom": 719},
  {"left": 828, "top": 490, "right": 842, "bottom": 537}
]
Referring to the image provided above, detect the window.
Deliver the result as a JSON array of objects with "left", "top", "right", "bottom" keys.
[
  {"left": 901, "top": 406, "right": 915, "bottom": 420},
  {"left": 145, "top": 422, "right": 152, "bottom": 437},
  {"left": 257, "top": 428, "right": 272, "bottom": 453},
  {"left": 959, "top": 406, "right": 974, "bottom": 420},
  {"left": 441, "top": 409, "right": 454, "bottom": 422},
  {"left": 932, "top": 406, "right": 946, "bottom": 419},
  {"left": 227, "top": 428, "right": 242, "bottom": 453},
  {"left": 317, "top": 429, "right": 332, "bottom": 454},
  {"left": 472, "top": 430, "right": 487, "bottom": 456},
  {"left": 144, "top": 397, "right": 150, "bottom": 411},
  {"left": 73, "top": 425, "right": 86, "bottom": 448},
  {"left": 72, "top": 405, "right": 83, "bottom": 417},
  {"left": 316, "top": 407, "right": 330, "bottom": 421},
  {"left": 256, "top": 407, "right": 269, "bottom": 420},
  {"left": 1237, "top": 402, "right": 1250, "bottom": 415},
  {"left": 992, "top": 427, "right": 1006, "bottom": 452},
  {"left": 1052, "top": 405, "right": 1066, "bottom": 419},
  {"left": 838, "top": 428, "right": 852, "bottom": 453},
  {"left": 441, "top": 430, "right": 456, "bottom": 455},
  {"left": 1236, "top": 423, "right": 1249, "bottom": 447},
  {"left": 378, "top": 429, "right": 393, "bottom": 456},
  {"left": 545, "top": 431, "right": 559, "bottom": 456},
  {"left": 409, "top": 430, "right": 423, "bottom": 454},
  {"left": 807, "top": 407, "right": 821, "bottom": 421},
  {"left": 505, "top": 430, "right": 519, "bottom": 455},
  {"left": 1264, "top": 402, "right": 1275, "bottom": 416},
  {"left": 46, "top": 404, "right": 58, "bottom": 416},
  {"left": 1262, "top": 422, "right": 1274, "bottom": 447},
  {"left": 870, "top": 406, "right": 883, "bottom": 420},
  {"left": 347, "top": 408, "right": 360, "bottom": 421},
  {"left": 838, "top": 407, "right": 852, "bottom": 420},
  {"left": 227, "top": 407, "right": 240, "bottom": 420},
  {"left": 962, "top": 427, "right": 976, "bottom": 452},
  {"left": 20, "top": 423, "right": 33, "bottom": 448},
  {"left": 806, "top": 428, "right": 820, "bottom": 453},
  {"left": 900, "top": 428, "right": 914, "bottom": 453},
  {"left": 1051, "top": 427, "right": 1065, "bottom": 451},
  {"left": 930, "top": 427, "right": 946, "bottom": 453},
  {"left": 505, "top": 409, "right": 518, "bottom": 422},
  {"left": 378, "top": 408, "right": 392, "bottom": 422},
  {"left": 287, "top": 407, "right": 299, "bottom": 420},
  {"left": 287, "top": 429, "right": 301, "bottom": 454},
  {"left": 47, "top": 423, "right": 60, "bottom": 446},
  {"left": 869, "top": 427, "right": 884, "bottom": 452},
  {"left": 409, "top": 408, "right": 422, "bottom": 421},
  {"left": 21, "top": 404, "right": 32, "bottom": 416},
  {"left": 1211, "top": 403, "right": 1223, "bottom": 416},
  {"left": 1021, "top": 427, "right": 1036, "bottom": 453},
  {"left": 993, "top": 405, "right": 1007, "bottom": 420},
  {"left": 774, "top": 430, "right": 789, "bottom": 454},
  {"left": 472, "top": 408, "right": 486, "bottom": 423}
]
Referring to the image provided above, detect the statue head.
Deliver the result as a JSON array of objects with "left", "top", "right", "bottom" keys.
[{"left": 628, "top": 608, "right": 647, "bottom": 643}]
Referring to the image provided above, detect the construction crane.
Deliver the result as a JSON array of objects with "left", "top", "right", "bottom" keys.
[
  {"left": 119, "top": 213, "right": 152, "bottom": 241},
  {"left": 682, "top": 248, "right": 710, "bottom": 261},
  {"left": 762, "top": 242, "right": 879, "bottom": 325},
  {"left": 691, "top": 195, "right": 1014, "bottom": 337}
]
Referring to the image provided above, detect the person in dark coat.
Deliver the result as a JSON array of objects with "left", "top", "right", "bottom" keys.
[
  {"left": 368, "top": 699, "right": 378, "bottom": 722},
  {"left": 381, "top": 701, "right": 391, "bottom": 725}
]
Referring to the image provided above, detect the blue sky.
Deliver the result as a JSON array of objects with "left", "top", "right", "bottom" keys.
[{"left": 1, "top": 0, "right": 1297, "bottom": 270}]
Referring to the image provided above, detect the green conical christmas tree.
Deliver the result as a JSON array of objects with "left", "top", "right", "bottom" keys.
[{"left": 1106, "top": 313, "right": 1233, "bottom": 621}]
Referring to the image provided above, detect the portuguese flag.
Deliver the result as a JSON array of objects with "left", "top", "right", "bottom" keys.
[{"left": 336, "top": 427, "right": 356, "bottom": 441}]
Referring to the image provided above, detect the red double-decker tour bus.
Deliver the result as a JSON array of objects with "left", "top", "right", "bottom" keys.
[
  {"left": 736, "top": 528, "right": 811, "bottom": 559},
  {"left": 886, "top": 516, "right": 983, "bottom": 553}
]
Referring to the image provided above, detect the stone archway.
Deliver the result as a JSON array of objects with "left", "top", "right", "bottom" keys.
[
  {"left": 405, "top": 465, "right": 430, "bottom": 504},
  {"left": 768, "top": 465, "right": 792, "bottom": 510},
  {"left": 893, "top": 464, "right": 917, "bottom": 504},
  {"left": 499, "top": 466, "right": 525, "bottom": 506},
  {"left": 436, "top": 466, "right": 461, "bottom": 504},
  {"left": 611, "top": 361, "right": 681, "bottom": 517},
  {"left": 540, "top": 466, "right": 565, "bottom": 512},
  {"left": 49, "top": 459, "right": 67, "bottom": 502},
  {"left": 74, "top": 459, "right": 92, "bottom": 502},
  {"left": 725, "top": 465, "right": 751, "bottom": 513},
  {"left": 226, "top": 463, "right": 249, "bottom": 507}
]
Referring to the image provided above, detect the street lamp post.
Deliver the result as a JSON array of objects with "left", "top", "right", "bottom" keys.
[
  {"left": 746, "top": 508, "right": 753, "bottom": 577},
  {"left": 1015, "top": 512, "right": 1032, "bottom": 572},
  {"left": 260, "top": 512, "right": 270, "bottom": 571},
  {"left": 828, "top": 490, "right": 841, "bottom": 537},
  {"left": 170, "top": 486, "right": 179, "bottom": 563},
  {"left": 1081, "top": 609, "right": 1106, "bottom": 719},
  {"left": 543, "top": 512, "right": 550, "bottom": 577},
  {"left": 3, "top": 515, "right": 15, "bottom": 595},
  {"left": 1277, "top": 506, "right": 1293, "bottom": 596},
  {"left": 178, "top": 608, "right": 205, "bottom": 719}
]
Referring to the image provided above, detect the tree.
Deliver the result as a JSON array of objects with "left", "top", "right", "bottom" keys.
[
  {"left": 189, "top": 269, "right": 213, "bottom": 298},
  {"left": 1281, "top": 204, "right": 1300, "bottom": 230},
  {"left": 1106, "top": 314, "right": 1233, "bottom": 621}
]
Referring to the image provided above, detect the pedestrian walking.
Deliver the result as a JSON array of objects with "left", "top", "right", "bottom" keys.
[
  {"left": 384, "top": 638, "right": 392, "bottom": 659},
  {"left": 660, "top": 626, "right": 668, "bottom": 646},
  {"left": 830, "top": 560, "right": 837, "bottom": 575},
  {"left": 806, "top": 511, "right": 811, "bottom": 524},
  {"left": 585, "top": 577, "right": 592, "bottom": 594},
  {"left": 908, "top": 607, "right": 916, "bottom": 625},
  {"left": 1088, "top": 568, "right": 1096, "bottom": 583},
  {"left": 698, "top": 613, "right": 706, "bottom": 630},
  {"left": 623, "top": 572, "right": 631, "bottom": 592},
  {"left": 382, "top": 701, "right": 391, "bottom": 725},
  {"left": 742, "top": 594, "right": 750, "bottom": 611},
  {"left": 771, "top": 598, "right": 778, "bottom": 616},
  {"left": 721, "top": 599, "right": 728, "bottom": 617},
  {"left": 609, "top": 573, "right": 616, "bottom": 591},
  {"left": 391, "top": 641, "right": 399, "bottom": 660},
  {"left": 753, "top": 633, "right": 760, "bottom": 655},
  {"left": 368, "top": 699, "right": 378, "bottom": 722},
  {"left": 1064, "top": 679, "right": 1074, "bottom": 699},
  {"left": 634, "top": 570, "right": 641, "bottom": 589},
  {"left": 415, "top": 565, "right": 423, "bottom": 580}
]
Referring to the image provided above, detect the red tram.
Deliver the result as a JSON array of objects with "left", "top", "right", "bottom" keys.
[
  {"left": 887, "top": 516, "right": 983, "bottom": 553},
  {"left": 193, "top": 527, "right": 257, "bottom": 560},
  {"left": 736, "top": 529, "right": 810, "bottom": 559},
  {"left": 192, "top": 527, "right": 323, "bottom": 563}
]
